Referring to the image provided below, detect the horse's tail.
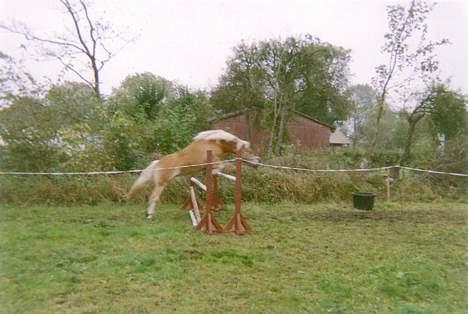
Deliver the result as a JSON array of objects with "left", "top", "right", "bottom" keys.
[{"left": 126, "top": 160, "right": 159, "bottom": 200}]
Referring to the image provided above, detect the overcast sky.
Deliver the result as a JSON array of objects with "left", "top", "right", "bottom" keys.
[{"left": 1, "top": 0, "right": 467, "bottom": 95}]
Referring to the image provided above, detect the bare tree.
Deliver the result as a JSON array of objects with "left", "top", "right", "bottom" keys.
[
  {"left": 0, "top": 0, "right": 132, "bottom": 100},
  {"left": 371, "top": 0, "right": 448, "bottom": 149}
]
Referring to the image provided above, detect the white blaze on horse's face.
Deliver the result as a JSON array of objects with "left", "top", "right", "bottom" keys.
[{"left": 237, "top": 140, "right": 260, "bottom": 165}]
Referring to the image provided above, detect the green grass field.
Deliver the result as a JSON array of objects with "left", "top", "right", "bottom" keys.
[{"left": 0, "top": 202, "right": 466, "bottom": 313}]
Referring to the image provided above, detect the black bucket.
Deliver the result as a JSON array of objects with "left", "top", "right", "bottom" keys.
[{"left": 352, "top": 192, "right": 375, "bottom": 210}]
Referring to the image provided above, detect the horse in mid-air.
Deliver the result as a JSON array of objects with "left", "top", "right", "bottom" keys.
[{"left": 127, "top": 130, "right": 259, "bottom": 219}]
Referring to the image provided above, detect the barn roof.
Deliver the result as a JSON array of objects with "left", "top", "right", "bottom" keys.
[
  {"left": 329, "top": 129, "right": 351, "bottom": 145},
  {"left": 211, "top": 110, "right": 335, "bottom": 130},
  {"left": 209, "top": 110, "right": 244, "bottom": 122},
  {"left": 292, "top": 111, "right": 335, "bottom": 130}
]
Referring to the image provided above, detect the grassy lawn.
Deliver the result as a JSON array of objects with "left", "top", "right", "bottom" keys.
[{"left": 0, "top": 201, "right": 466, "bottom": 313}]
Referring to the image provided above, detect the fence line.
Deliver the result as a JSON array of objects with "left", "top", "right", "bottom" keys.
[
  {"left": 241, "top": 159, "right": 395, "bottom": 173},
  {"left": 398, "top": 166, "right": 468, "bottom": 177},
  {"left": 242, "top": 160, "right": 468, "bottom": 177},
  {"left": 0, "top": 159, "right": 467, "bottom": 177},
  {"left": 0, "top": 170, "right": 142, "bottom": 176},
  {"left": 0, "top": 160, "right": 235, "bottom": 176}
]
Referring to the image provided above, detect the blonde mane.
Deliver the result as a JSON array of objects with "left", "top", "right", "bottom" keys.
[{"left": 193, "top": 130, "right": 250, "bottom": 150}]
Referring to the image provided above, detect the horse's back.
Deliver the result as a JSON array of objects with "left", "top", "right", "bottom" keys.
[
  {"left": 156, "top": 140, "right": 223, "bottom": 178},
  {"left": 179, "top": 140, "right": 224, "bottom": 162}
]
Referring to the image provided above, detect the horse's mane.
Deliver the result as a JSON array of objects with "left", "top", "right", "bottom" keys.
[{"left": 193, "top": 130, "right": 250, "bottom": 150}]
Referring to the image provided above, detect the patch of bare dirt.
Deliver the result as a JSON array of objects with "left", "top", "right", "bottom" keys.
[{"left": 300, "top": 208, "right": 467, "bottom": 225}]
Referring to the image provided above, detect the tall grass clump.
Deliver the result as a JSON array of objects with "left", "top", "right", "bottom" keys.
[{"left": 0, "top": 175, "right": 132, "bottom": 205}]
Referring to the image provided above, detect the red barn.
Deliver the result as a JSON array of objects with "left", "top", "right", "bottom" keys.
[{"left": 211, "top": 111, "right": 336, "bottom": 152}]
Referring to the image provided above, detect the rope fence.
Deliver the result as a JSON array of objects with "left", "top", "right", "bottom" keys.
[
  {"left": 241, "top": 160, "right": 396, "bottom": 173},
  {"left": 0, "top": 159, "right": 467, "bottom": 177},
  {"left": 398, "top": 166, "right": 468, "bottom": 177},
  {"left": 241, "top": 160, "right": 468, "bottom": 177},
  {"left": 0, "top": 160, "right": 235, "bottom": 176}
]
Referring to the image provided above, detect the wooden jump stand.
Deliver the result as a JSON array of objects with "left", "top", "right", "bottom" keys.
[
  {"left": 194, "top": 150, "right": 223, "bottom": 233},
  {"left": 182, "top": 150, "right": 250, "bottom": 235},
  {"left": 223, "top": 153, "right": 251, "bottom": 234}
]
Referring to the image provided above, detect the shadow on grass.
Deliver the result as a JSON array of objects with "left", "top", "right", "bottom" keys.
[{"left": 293, "top": 207, "right": 466, "bottom": 225}]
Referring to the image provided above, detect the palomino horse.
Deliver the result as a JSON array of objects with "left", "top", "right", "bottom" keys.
[{"left": 127, "top": 130, "right": 259, "bottom": 219}]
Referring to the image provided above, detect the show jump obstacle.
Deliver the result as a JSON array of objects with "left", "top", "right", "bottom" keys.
[{"left": 182, "top": 150, "right": 251, "bottom": 235}]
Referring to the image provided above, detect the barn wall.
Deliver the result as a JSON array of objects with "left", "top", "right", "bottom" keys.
[{"left": 286, "top": 115, "right": 331, "bottom": 148}]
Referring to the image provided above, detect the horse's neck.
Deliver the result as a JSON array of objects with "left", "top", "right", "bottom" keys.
[{"left": 189, "top": 140, "right": 234, "bottom": 160}]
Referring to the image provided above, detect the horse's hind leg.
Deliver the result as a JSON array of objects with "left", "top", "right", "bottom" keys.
[{"left": 146, "top": 183, "right": 167, "bottom": 219}]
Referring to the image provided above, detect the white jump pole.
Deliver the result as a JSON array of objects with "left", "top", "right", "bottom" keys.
[
  {"left": 188, "top": 210, "right": 198, "bottom": 226},
  {"left": 190, "top": 186, "right": 201, "bottom": 222},
  {"left": 215, "top": 172, "right": 236, "bottom": 182},
  {"left": 190, "top": 177, "right": 207, "bottom": 191}
]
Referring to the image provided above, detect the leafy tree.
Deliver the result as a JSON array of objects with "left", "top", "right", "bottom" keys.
[
  {"left": 400, "top": 87, "right": 434, "bottom": 163},
  {"left": 429, "top": 135, "right": 466, "bottom": 174},
  {"left": 258, "top": 36, "right": 306, "bottom": 155},
  {"left": 155, "top": 87, "right": 212, "bottom": 154},
  {"left": 44, "top": 82, "right": 112, "bottom": 170},
  {"left": 102, "top": 73, "right": 176, "bottom": 168},
  {"left": 0, "top": 82, "right": 112, "bottom": 172},
  {"left": 212, "top": 35, "right": 351, "bottom": 155},
  {"left": 211, "top": 41, "right": 266, "bottom": 114},
  {"left": 46, "top": 81, "right": 100, "bottom": 124},
  {"left": 429, "top": 86, "right": 466, "bottom": 141},
  {"left": 100, "top": 110, "right": 148, "bottom": 170},
  {"left": 345, "top": 84, "right": 378, "bottom": 145},
  {"left": 294, "top": 41, "right": 351, "bottom": 124},
  {"left": 399, "top": 83, "right": 466, "bottom": 163},
  {"left": 104, "top": 74, "right": 212, "bottom": 168},
  {"left": 365, "top": 104, "right": 403, "bottom": 150},
  {"left": 109, "top": 72, "right": 173, "bottom": 120},
  {"left": 0, "top": 96, "right": 62, "bottom": 171}
]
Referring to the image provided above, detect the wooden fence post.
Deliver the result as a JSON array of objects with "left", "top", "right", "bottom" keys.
[{"left": 386, "top": 169, "right": 391, "bottom": 202}]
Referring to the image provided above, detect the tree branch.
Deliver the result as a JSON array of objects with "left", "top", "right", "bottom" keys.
[
  {"left": 80, "top": 0, "right": 97, "bottom": 58},
  {"left": 0, "top": 23, "right": 86, "bottom": 54},
  {"left": 59, "top": 0, "right": 92, "bottom": 58},
  {"left": 55, "top": 54, "right": 93, "bottom": 87}
]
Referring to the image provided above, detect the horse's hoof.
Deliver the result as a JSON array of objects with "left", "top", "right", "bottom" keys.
[{"left": 146, "top": 214, "right": 153, "bottom": 219}]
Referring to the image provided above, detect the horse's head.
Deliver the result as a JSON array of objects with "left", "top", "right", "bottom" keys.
[{"left": 235, "top": 140, "right": 260, "bottom": 166}]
